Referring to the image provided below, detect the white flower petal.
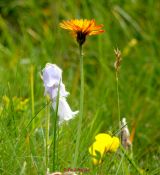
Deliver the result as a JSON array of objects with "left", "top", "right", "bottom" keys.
[
  {"left": 45, "top": 85, "right": 69, "bottom": 99},
  {"left": 42, "top": 63, "right": 62, "bottom": 87},
  {"left": 60, "top": 83, "right": 70, "bottom": 97},
  {"left": 42, "top": 63, "right": 69, "bottom": 99},
  {"left": 52, "top": 97, "right": 79, "bottom": 122}
]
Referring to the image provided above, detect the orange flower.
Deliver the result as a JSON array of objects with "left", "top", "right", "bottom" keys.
[{"left": 60, "top": 19, "right": 104, "bottom": 45}]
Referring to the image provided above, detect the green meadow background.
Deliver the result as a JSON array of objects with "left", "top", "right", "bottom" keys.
[{"left": 0, "top": 0, "right": 160, "bottom": 174}]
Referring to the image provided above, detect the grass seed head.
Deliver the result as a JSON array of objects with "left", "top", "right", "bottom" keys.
[{"left": 114, "top": 48, "right": 122, "bottom": 73}]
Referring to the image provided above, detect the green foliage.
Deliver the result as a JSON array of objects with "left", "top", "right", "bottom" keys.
[{"left": 0, "top": 0, "right": 160, "bottom": 174}]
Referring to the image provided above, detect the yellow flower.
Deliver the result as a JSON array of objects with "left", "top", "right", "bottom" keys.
[
  {"left": 89, "top": 133, "right": 120, "bottom": 165},
  {"left": 59, "top": 19, "right": 104, "bottom": 45},
  {"left": 1, "top": 95, "right": 29, "bottom": 112}
]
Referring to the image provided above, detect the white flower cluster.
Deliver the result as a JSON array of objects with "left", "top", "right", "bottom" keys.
[{"left": 42, "top": 63, "right": 78, "bottom": 122}]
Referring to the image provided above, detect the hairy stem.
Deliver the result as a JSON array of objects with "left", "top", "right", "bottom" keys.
[{"left": 73, "top": 44, "right": 84, "bottom": 167}]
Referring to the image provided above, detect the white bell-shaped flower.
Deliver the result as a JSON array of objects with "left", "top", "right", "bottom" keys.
[{"left": 42, "top": 63, "right": 78, "bottom": 122}]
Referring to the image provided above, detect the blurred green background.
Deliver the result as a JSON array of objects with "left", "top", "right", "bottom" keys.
[{"left": 0, "top": 0, "right": 160, "bottom": 174}]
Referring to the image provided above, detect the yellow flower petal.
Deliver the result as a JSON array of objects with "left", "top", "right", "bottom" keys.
[
  {"left": 95, "top": 133, "right": 112, "bottom": 142},
  {"left": 95, "top": 133, "right": 113, "bottom": 151},
  {"left": 89, "top": 141, "right": 106, "bottom": 157},
  {"left": 89, "top": 141, "right": 105, "bottom": 165},
  {"left": 109, "top": 137, "right": 120, "bottom": 152}
]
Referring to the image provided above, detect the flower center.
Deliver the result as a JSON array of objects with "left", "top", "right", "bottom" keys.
[{"left": 76, "top": 31, "right": 86, "bottom": 46}]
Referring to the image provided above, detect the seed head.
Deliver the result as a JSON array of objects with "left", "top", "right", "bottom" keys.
[{"left": 114, "top": 48, "right": 122, "bottom": 73}]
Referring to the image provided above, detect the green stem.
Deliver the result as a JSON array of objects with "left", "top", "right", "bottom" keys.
[
  {"left": 116, "top": 71, "right": 124, "bottom": 172},
  {"left": 53, "top": 81, "right": 60, "bottom": 171},
  {"left": 46, "top": 98, "right": 50, "bottom": 171},
  {"left": 73, "top": 44, "right": 84, "bottom": 167},
  {"left": 116, "top": 71, "right": 121, "bottom": 130}
]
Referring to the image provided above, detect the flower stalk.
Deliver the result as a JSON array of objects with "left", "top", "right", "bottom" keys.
[
  {"left": 53, "top": 80, "right": 60, "bottom": 172},
  {"left": 45, "top": 97, "right": 50, "bottom": 171},
  {"left": 114, "top": 48, "right": 122, "bottom": 130},
  {"left": 116, "top": 71, "right": 121, "bottom": 129},
  {"left": 73, "top": 44, "right": 84, "bottom": 167}
]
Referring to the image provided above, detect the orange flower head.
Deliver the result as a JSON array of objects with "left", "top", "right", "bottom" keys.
[{"left": 60, "top": 19, "right": 104, "bottom": 46}]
